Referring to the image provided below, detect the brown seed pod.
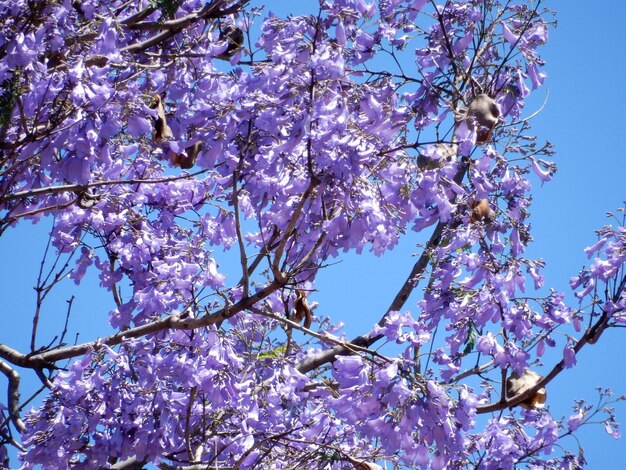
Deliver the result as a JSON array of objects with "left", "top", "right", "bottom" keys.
[
  {"left": 152, "top": 95, "right": 173, "bottom": 141},
  {"left": 85, "top": 55, "right": 109, "bottom": 68},
  {"left": 293, "top": 289, "right": 312, "bottom": 329},
  {"left": 215, "top": 25, "right": 244, "bottom": 60},
  {"left": 466, "top": 94, "right": 500, "bottom": 145},
  {"left": 417, "top": 143, "right": 458, "bottom": 171},
  {"left": 46, "top": 51, "right": 67, "bottom": 70},
  {"left": 506, "top": 369, "right": 547, "bottom": 410},
  {"left": 75, "top": 188, "right": 100, "bottom": 209},
  {"left": 470, "top": 199, "right": 496, "bottom": 223},
  {"left": 354, "top": 463, "right": 384, "bottom": 470},
  {"left": 172, "top": 142, "right": 202, "bottom": 169}
]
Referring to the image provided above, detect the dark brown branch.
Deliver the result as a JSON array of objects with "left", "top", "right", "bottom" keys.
[
  {"left": 250, "top": 306, "right": 390, "bottom": 363},
  {"left": 121, "top": 0, "right": 248, "bottom": 53},
  {"left": 119, "top": 5, "right": 157, "bottom": 26},
  {"left": 477, "top": 304, "right": 623, "bottom": 414},
  {"left": 185, "top": 387, "right": 198, "bottom": 463},
  {"left": 2, "top": 171, "right": 209, "bottom": 203},
  {"left": 271, "top": 179, "right": 320, "bottom": 282},
  {"left": 232, "top": 150, "right": 249, "bottom": 297},
  {"left": 296, "top": 149, "right": 470, "bottom": 374},
  {"left": 0, "top": 360, "right": 26, "bottom": 433},
  {"left": 296, "top": 222, "right": 445, "bottom": 373},
  {"left": 242, "top": 229, "right": 281, "bottom": 282},
  {"left": 0, "top": 280, "right": 282, "bottom": 369}
]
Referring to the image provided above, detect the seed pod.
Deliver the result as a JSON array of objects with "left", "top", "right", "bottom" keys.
[
  {"left": 152, "top": 95, "right": 173, "bottom": 141},
  {"left": 470, "top": 199, "right": 496, "bottom": 223},
  {"left": 354, "top": 463, "right": 384, "bottom": 470},
  {"left": 172, "top": 142, "right": 202, "bottom": 169},
  {"left": 46, "top": 51, "right": 66, "bottom": 69},
  {"left": 506, "top": 369, "right": 547, "bottom": 410},
  {"left": 215, "top": 25, "right": 244, "bottom": 60},
  {"left": 75, "top": 189, "right": 100, "bottom": 209},
  {"left": 85, "top": 55, "right": 109, "bottom": 68},
  {"left": 466, "top": 94, "right": 500, "bottom": 145},
  {"left": 293, "top": 289, "right": 312, "bottom": 329},
  {"left": 417, "top": 143, "right": 458, "bottom": 171}
]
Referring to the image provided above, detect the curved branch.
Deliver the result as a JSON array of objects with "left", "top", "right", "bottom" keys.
[
  {"left": 0, "top": 360, "right": 26, "bottom": 433},
  {"left": 477, "top": 303, "right": 624, "bottom": 414},
  {"left": 271, "top": 179, "right": 320, "bottom": 281},
  {"left": 2, "top": 170, "right": 209, "bottom": 203}
]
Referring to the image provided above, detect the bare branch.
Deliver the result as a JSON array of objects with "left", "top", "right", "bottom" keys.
[
  {"left": 271, "top": 179, "right": 320, "bottom": 282},
  {"left": 121, "top": 0, "right": 248, "bottom": 53},
  {"left": 2, "top": 171, "right": 209, "bottom": 203},
  {"left": 109, "top": 456, "right": 147, "bottom": 470},
  {"left": 0, "top": 360, "right": 26, "bottom": 433}
]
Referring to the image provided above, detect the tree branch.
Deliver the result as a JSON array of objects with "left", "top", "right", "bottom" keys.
[
  {"left": 121, "top": 0, "right": 248, "bottom": 53},
  {"left": 477, "top": 303, "right": 624, "bottom": 414},
  {"left": 0, "top": 280, "right": 283, "bottom": 369},
  {"left": 296, "top": 222, "right": 445, "bottom": 373},
  {"left": 2, "top": 171, "right": 209, "bottom": 203},
  {"left": 0, "top": 360, "right": 26, "bottom": 433}
]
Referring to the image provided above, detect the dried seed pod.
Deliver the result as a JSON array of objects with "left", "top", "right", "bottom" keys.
[
  {"left": 215, "top": 25, "right": 244, "bottom": 60},
  {"left": 152, "top": 95, "right": 173, "bottom": 141},
  {"left": 172, "top": 142, "right": 202, "bottom": 169},
  {"left": 75, "top": 189, "right": 100, "bottom": 209},
  {"left": 470, "top": 199, "right": 496, "bottom": 223},
  {"left": 293, "top": 289, "right": 312, "bottom": 329},
  {"left": 85, "top": 55, "right": 109, "bottom": 68},
  {"left": 417, "top": 143, "right": 458, "bottom": 171},
  {"left": 354, "top": 463, "right": 384, "bottom": 470},
  {"left": 46, "top": 51, "right": 66, "bottom": 69},
  {"left": 506, "top": 369, "right": 547, "bottom": 410},
  {"left": 466, "top": 94, "right": 500, "bottom": 145}
]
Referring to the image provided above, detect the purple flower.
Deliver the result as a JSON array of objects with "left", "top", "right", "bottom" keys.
[{"left": 563, "top": 345, "right": 577, "bottom": 368}]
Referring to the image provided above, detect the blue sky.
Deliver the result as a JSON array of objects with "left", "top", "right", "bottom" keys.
[{"left": 1, "top": 0, "right": 625, "bottom": 467}]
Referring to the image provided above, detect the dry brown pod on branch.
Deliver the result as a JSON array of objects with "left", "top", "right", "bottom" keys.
[
  {"left": 506, "top": 369, "right": 547, "bottom": 409},
  {"left": 292, "top": 289, "right": 312, "bottom": 329},
  {"left": 215, "top": 25, "right": 244, "bottom": 60},
  {"left": 85, "top": 54, "right": 109, "bottom": 68},
  {"left": 172, "top": 142, "right": 202, "bottom": 169},
  {"left": 465, "top": 94, "right": 500, "bottom": 145},
  {"left": 354, "top": 463, "right": 384, "bottom": 470},
  {"left": 152, "top": 95, "right": 173, "bottom": 141},
  {"left": 417, "top": 143, "right": 458, "bottom": 171},
  {"left": 470, "top": 199, "right": 496, "bottom": 223},
  {"left": 75, "top": 188, "right": 101, "bottom": 209}
]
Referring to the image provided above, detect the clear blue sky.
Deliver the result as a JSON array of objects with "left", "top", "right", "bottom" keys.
[{"left": 1, "top": 1, "right": 625, "bottom": 467}]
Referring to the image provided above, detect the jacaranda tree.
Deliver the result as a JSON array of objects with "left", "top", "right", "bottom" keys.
[{"left": 1, "top": 0, "right": 625, "bottom": 468}]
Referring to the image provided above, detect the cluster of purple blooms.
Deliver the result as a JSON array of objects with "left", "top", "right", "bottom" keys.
[{"left": 0, "top": 0, "right": 624, "bottom": 468}]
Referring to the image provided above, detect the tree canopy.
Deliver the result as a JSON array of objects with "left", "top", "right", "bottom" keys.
[{"left": 0, "top": 0, "right": 625, "bottom": 468}]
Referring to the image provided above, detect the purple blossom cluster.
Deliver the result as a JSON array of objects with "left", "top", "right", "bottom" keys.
[{"left": 0, "top": 0, "right": 624, "bottom": 468}]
